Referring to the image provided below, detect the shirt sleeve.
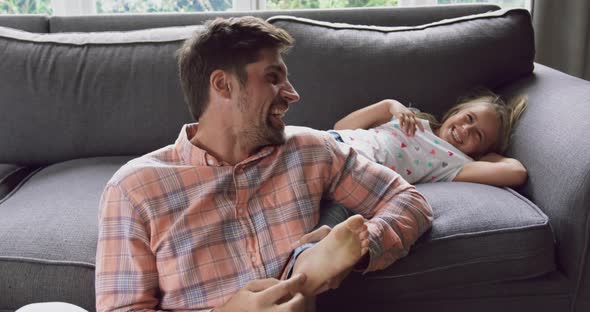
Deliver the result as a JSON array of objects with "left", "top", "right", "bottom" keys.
[
  {"left": 439, "top": 163, "right": 466, "bottom": 182},
  {"left": 96, "top": 183, "right": 164, "bottom": 312},
  {"left": 323, "top": 133, "right": 433, "bottom": 273}
]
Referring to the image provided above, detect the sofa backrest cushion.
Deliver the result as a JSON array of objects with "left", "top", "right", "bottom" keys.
[
  {"left": 268, "top": 9, "right": 535, "bottom": 130},
  {"left": 0, "top": 25, "right": 199, "bottom": 165},
  {"left": 48, "top": 5, "right": 500, "bottom": 32},
  {"left": 0, "top": 15, "right": 49, "bottom": 33}
]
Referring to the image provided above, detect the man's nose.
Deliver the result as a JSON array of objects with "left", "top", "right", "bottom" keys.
[{"left": 281, "top": 81, "right": 300, "bottom": 104}]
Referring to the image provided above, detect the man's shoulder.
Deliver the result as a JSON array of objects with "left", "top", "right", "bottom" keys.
[
  {"left": 107, "top": 144, "right": 180, "bottom": 189},
  {"left": 284, "top": 126, "right": 330, "bottom": 146}
]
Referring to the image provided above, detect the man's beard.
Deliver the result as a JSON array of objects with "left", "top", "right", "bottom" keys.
[
  {"left": 238, "top": 94, "right": 287, "bottom": 148},
  {"left": 240, "top": 119, "right": 286, "bottom": 149}
]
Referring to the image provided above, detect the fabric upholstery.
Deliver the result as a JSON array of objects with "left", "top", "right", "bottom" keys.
[
  {"left": 268, "top": 9, "right": 535, "bottom": 131},
  {"left": 0, "top": 15, "right": 48, "bottom": 33},
  {"left": 48, "top": 5, "right": 500, "bottom": 32},
  {"left": 0, "top": 156, "right": 132, "bottom": 311},
  {"left": 0, "top": 164, "right": 21, "bottom": 200},
  {"left": 0, "top": 25, "right": 199, "bottom": 165},
  {"left": 497, "top": 63, "right": 590, "bottom": 310},
  {"left": 0, "top": 165, "right": 39, "bottom": 202},
  {"left": 319, "top": 182, "right": 555, "bottom": 308},
  {"left": 0, "top": 164, "right": 18, "bottom": 178},
  {"left": 0, "top": 262, "right": 95, "bottom": 311}
]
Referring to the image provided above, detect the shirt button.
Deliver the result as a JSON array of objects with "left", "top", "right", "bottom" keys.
[
  {"left": 207, "top": 159, "right": 214, "bottom": 166},
  {"left": 251, "top": 256, "right": 257, "bottom": 263},
  {"left": 237, "top": 208, "right": 242, "bottom": 214}
]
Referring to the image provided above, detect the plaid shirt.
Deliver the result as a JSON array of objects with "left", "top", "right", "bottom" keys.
[{"left": 96, "top": 123, "right": 432, "bottom": 311}]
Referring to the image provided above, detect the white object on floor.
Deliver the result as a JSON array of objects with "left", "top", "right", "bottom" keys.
[{"left": 15, "top": 302, "right": 88, "bottom": 312}]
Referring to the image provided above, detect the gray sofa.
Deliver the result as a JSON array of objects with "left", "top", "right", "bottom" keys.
[{"left": 1, "top": 4, "right": 589, "bottom": 312}]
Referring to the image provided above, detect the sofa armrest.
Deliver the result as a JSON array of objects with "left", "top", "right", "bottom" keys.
[{"left": 498, "top": 63, "right": 590, "bottom": 309}]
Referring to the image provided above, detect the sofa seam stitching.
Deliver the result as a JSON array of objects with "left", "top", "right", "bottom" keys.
[
  {"left": 367, "top": 246, "right": 554, "bottom": 280},
  {"left": 0, "top": 167, "right": 43, "bottom": 205},
  {"left": 0, "top": 255, "right": 94, "bottom": 268},
  {"left": 429, "top": 220, "right": 550, "bottom": 242},
  {"left": 0, "top": 166, "right": 24, "bottom": 185},
  {"left": 504, "top": 186, "right": 549, "bottom": 220}
]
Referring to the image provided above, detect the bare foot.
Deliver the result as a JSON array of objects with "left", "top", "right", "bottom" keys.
[{"left": 292, "top": 214, "right": 369, "bottom": 296}]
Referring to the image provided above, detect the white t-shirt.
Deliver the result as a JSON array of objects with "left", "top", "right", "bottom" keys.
[{"left": 331, "top": 118, "right": 472, "bottom": 184}]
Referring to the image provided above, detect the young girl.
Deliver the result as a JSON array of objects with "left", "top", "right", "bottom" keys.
[
  {"left": 329, "top": 89, "right": 529, "bottom": 187},
  {"left": 286, "top": 90, "right": 529, "bottom": 298}
]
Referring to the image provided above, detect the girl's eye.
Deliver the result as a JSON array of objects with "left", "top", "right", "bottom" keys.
[{"left": 467, "top": 114, "right": 474, "bottom": 123}]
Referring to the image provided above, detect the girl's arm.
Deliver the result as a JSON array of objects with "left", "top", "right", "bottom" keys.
[
  {"left": 452, "top": 153, "right": 528, "bottom": 187},
  {"left": 334, "top": 99, "right": 422, "bottom": 132},
  {"left": 334, "top": 99, "right": 395, "bottom": 130}
]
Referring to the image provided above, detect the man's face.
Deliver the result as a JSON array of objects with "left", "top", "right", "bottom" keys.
[{"left": 233, "top": 48, "right": 300, "bottom": 148}]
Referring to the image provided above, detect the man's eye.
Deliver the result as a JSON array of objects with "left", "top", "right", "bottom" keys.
[{"left": 268, "top": 73, "right": 279, "bottom": 84}]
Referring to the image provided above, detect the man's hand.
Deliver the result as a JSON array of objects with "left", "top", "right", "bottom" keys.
[{"left": 215, "top": 273, "right": 307, "bottom": 312}]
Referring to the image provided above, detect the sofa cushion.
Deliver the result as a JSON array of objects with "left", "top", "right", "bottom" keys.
[
  {"left": 0, "top": 15, "right": 49, "bottom": 33},
  {"left": 497, "top": 63, "right": 590, "bottom": 305},
  {"left": 0, "top": 156, "right": 132, "bottom": 311},
  {"left": 48, "top": 5, "right": 500, "bottom": 32},
  {"left": 0, "top": 164, "right": 22, "bottom": 200},
  {"left": 0, "top": 25, "right": 200, "bottom": 165},
  {"left": 0, "top": 164, "right": 39, "bottom": 202},
  {"left": 268, "top": 9, "right": 535, "bottom": 130},
  {"left": 319, "top": 182, "right": 555, "bottom": 306}
]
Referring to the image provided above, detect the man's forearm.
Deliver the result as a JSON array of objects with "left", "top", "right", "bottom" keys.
[{"left": 362, "top": 186, "right": 433, "bottom": 273}]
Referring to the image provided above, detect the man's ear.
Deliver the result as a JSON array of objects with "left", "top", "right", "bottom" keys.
[{"left": 210, "top": 69, "right": 232, "bottom": 99}]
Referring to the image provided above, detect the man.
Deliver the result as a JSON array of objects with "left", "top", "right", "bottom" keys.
[{"left": 95, "top": 16, "right": 433, "bottom": 311}]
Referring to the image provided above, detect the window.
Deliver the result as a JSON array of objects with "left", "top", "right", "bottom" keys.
[
  {"left": 96, "top": 0, "right": 231, "bottom": 14},
  {"left": 433, "top": 0, "right": 529, "bottom": 10},
  {"left": 0, "top": 0, "right": 53, "bottom": 14},
  {"left": 266, "top": 0, "right": 398, "bottom": 10},
  {"left": 0, "top": 0, "right": 530, "bottom": 15},
  {"left": 267, "top": 0, "right": 530, "bottom": 10}
]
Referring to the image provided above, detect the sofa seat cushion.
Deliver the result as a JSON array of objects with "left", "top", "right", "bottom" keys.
[
  {"left": 0, "top": 164, "right": 23, "bottom": 199},
  {"left": 0, "top": 164, "right": 40, "bottom": 201},
  {"left": 0, "top": 156, "right": 133, "bottom": 311},
  {"left": 320, "top": 182, "right": 555, "bottom": 304}
]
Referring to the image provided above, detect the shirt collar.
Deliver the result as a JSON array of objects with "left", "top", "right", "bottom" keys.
[{"left": 175, "top": 123, "right": 277, "bottom": 167}]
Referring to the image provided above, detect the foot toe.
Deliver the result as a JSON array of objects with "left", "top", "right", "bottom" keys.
[
  {"left": 345, "top": 215, "right": 366, "bottom": 232},
  {"left": 360, "top": 231, "right": 369, "bottom": 240}
]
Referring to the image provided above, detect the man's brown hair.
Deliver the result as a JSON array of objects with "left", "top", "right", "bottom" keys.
[{"left": 177, "top": 16, "right": 294, "bottom": 120}]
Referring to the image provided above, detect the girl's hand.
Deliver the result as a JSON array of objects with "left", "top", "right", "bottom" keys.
[{"left": 388, "top": 101, "right": 424, "bottom": 136}]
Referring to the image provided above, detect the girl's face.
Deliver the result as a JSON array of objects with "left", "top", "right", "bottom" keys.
[{"left": 438, "top": 103, "right": 499, "bottom": 158}]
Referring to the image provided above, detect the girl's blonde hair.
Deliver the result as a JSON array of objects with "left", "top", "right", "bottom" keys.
[{"left": 416, "top": 88, "right": 528, "bottom": 154}]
